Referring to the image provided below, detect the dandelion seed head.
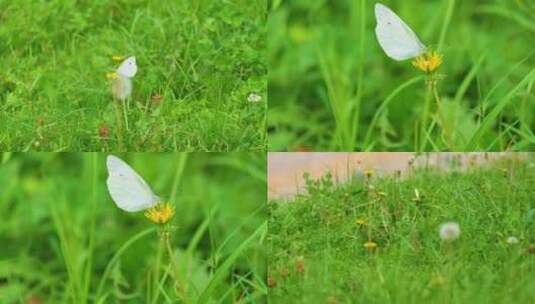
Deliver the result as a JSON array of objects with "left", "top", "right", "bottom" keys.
[
  {"left": 247, "top": 92, "right": 262, "bottom": 103},
  {"left": 439, "top": 222, "right": 460, "bottom": 241},
  {"left": 506, "top": 236, "right": 519, "bottom": 244},
  {"left": 111, "top": 75, "right": 132, "bottom": 101},
  {"left": 144, "top": 202, "right": 175, "bottom": 225}
]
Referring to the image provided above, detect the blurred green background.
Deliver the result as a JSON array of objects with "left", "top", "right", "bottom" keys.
[
  {"left": 0, "top": 152, "right": 266, "bottom": 303},
  {"left": 0, "top": 0, "right": 266, "bottom": 152},
  {"left": 269, "top": 0, "right": 535, "bottom": 151}
]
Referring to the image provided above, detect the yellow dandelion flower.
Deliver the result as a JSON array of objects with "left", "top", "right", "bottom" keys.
[
  {"left": 356, "top": 218, "right": 366, "bottom": 226},
  {"left": 112, "top": 55, "right": 126, "bottom": 61},
  {"left": 363, "top": 241, "right": 378, "bottom": 250},
  {"left": 412, "top": 51, "right": 443, "bottom": 73},
  {"left": 106, "top": 71, "right": 118, "bottom": 79},
  {"left": 364, "top": 170, "right": 374, "bottom": 178},
  {"left": 429, "top": 275, "right": 446, "bottom": 287},
  {"left": 144, "top": 203, "right": 175, "bottom": 225}
]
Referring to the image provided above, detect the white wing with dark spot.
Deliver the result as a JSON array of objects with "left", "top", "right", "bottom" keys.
[
  {"left": 375, "top": 3, "right": 426, "bottom": 61},
  {"left": 106, "top": 155, "right": 159, "bottom": 212},
  {"left": 117, "top": 56, "right": 137, "bottom": 78}
]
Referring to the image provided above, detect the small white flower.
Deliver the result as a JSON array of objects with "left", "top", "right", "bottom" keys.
[
  {"left": 439, "top": 222, "right": 460, "bottom": 241},
  {"left": 247, "top": 92, "right": 262, "bottom": 103},
  {"left": 506, "top": 236, "right": 519, "bottom": 244}
]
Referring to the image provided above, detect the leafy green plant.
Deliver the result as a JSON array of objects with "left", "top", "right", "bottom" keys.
[
  {"left": 269, "top": 155, "right": 535, "bottom": 303},
  {"left": 0, "top": 1, "right": 266, "bottom": 151}
]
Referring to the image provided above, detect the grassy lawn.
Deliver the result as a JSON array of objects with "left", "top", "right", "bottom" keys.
[
  {"left": 269, "top": 0, "right": 535, "bottom": 151},
  {"left": 268, "top": 155, "right": 535, "bottom": 303},
  {"left": 0, "top": 1, "right": 266, "bottom": 152},
  {"left": 0, "top": 152, "right": 266, "bottom": 303}
]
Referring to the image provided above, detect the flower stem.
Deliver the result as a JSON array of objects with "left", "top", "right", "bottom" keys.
[
  {"left": 165, "top": 235, "right": 189, "bottom": 303},
  {"left": 151, "top": 236, "right": 164, "bottom": 304},
  {"left": 122, "top": 99, "right": 130, "bottom": 131},
  {"left": 432, "top": 85, "right": 453, "bottom": 149},
  {"left": 419, "top": 81, "right": 433, "bottom": 152},
  {"left": 113, "top": 99, "right": 125, "bottom": 151}
]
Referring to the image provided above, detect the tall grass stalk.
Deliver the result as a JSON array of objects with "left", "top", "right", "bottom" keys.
[
  {"left": 95, "top": 228, "right": 156, "bottom": 300},
  {"left": 438, "top": 0, "right": 456, "bottom": 52},
  {"left": 81, "top": 153, "right": 98, "bottom": 304},
  {"left": 364, "top": 76, "right": 423, "bottom": 149},
  {"left": 351, "top": 0, "right": 367, "bottom": 151}
]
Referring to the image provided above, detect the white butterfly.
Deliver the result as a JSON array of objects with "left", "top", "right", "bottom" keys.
[
  {"left": 106, "top": 155, "right": 160, "bottom": 212},
  {"left": 374, "top": 3, "right": 426, "bottom": 61},
  {"left": 112, "top": 56, "right": 137, "bottom": 101},
  {"left": 116, "top": 56, "right": 137, "bottom": 78}
]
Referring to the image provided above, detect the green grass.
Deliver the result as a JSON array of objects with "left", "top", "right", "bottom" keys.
[
  {"left": 268, "top": 155, "right": 535, "bottom": 303},
  {"left": 0, "top": 1, "right": 266, "bottom": 152},
  {"left": 268, "top": 0, "right": 535, "bottom": 151},
  {"left": 0, "top": 152, "right": 266, "bottom": 303}
]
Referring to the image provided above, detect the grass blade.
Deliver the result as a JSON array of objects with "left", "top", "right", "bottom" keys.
[
  {"left": 364, "top": 76, "right": 424, "bottom": 149},
  {"left": 465, "top": 67, "right": 535, "bottom": 150},
  {"left": 196, "top": 222, "right": 267, "bottom": 303},
  {"left": 95, "top": 228, "right": 156, "bottom": 300}
]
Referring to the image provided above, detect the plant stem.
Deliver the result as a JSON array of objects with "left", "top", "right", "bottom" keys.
[
  {"left": 113, "top": 99, "right": 125, "bottom": 151},
  {"left": 165, "top": 234, "right": 189, "bottom": 303},
  {"left": 432, "top": 84, "right": 453, "bottom": 149},
  {"left": 95, "top": 228, "right": 155, "bottom": 300},
  {"left": 419, "top": 81, "right": 433, "bottom": 152},
  {"left": 123, "top": 99, "right": 129, "bottom": 131},
  {"left": 151, "top": 236, "right": 165, "bottom": 304}
]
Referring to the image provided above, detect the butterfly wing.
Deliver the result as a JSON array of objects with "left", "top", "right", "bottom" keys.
[
  {"left": 375, "top": 3, "right": 426, "bottom": 61},
  {"left": 117, "top": 56, "right": 137, "bottom": 78},
  {"left": 106, "top": 155, "right": 160, "bottom": 212}
]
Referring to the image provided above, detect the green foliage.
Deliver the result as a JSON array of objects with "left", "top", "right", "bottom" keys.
[
  {"left": 0, "top": 152, "right": 266, "bottom": 303},
  {"left": 268, "top": 0, "right": 535, "bottom": 151},
  {"left": 268, "top": 156, "right": 535, "bottom": 303},
  {"left": 0, "top": 1, "right": 266, "bottom": 151}
]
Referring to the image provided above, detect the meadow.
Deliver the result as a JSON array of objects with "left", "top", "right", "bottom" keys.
[
  {"left": 268, "top": 155, "right": 535, "bottom": 303},
  {"left": 268, "top": 0, "right": 535, "bottom": 151},
  {"left": 0, "top": 152, "right": 266, "bottom": 303},
  {"left": 0, "top": 1, "right": 266, "bottom": 152}
]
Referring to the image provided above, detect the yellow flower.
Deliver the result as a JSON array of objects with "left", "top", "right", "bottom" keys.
[
  {"left": 144, "top": 203, "right": 175, "bottom": 224},
  {"left": 364, "top": 170, "right": 374, "bottom": 178},
  {"left": 112, "top": 55, "right": 126, "bottom": 61},
  {"left": 363, "top": 241, "right": 378, "bottom": 250},
  {"left": 356, "top": 218, "right": 366, "bottom": 226},
  {"left": 106, "top": 71, "right": 118, "bottom": 79},
  {"left": 412, "top": 51, "right": 443, "bottom": 73}
]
